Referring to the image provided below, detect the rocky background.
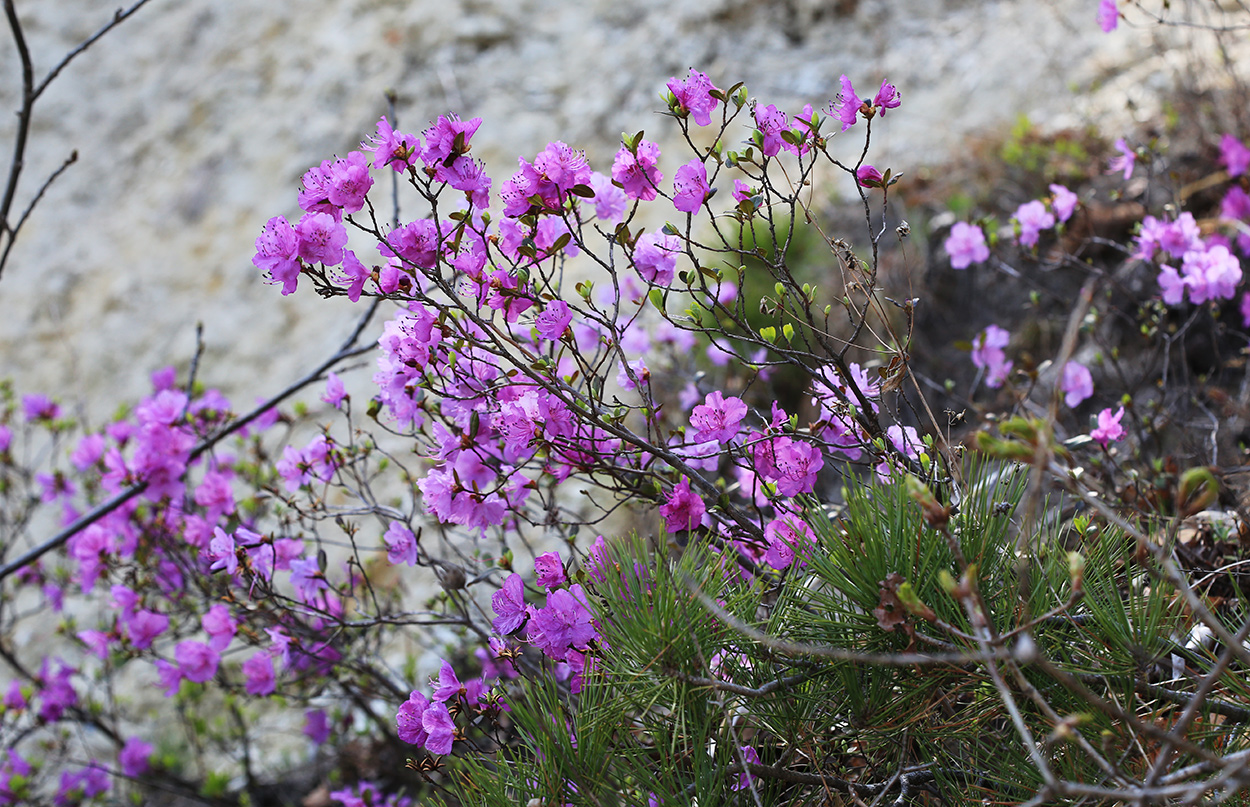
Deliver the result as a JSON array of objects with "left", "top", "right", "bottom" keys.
[{"left": 0, "top": 0, "right": 1230, "bottom": 418}]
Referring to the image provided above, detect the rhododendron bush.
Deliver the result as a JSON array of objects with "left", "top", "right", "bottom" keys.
[{"left": 4, "top": 1, "right": 1250, "bottom": 805}]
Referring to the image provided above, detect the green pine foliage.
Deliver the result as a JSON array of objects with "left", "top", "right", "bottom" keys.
[{"left": 440, "top": 463, "right": 1250, "bottom": 805}]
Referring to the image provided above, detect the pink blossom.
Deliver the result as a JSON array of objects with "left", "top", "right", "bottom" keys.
[
  {"left": 733, "top": 746, "right": 761, "bottom": 791},
  {"left": 534, "top": 300, "right": 574, "bottom": 340},
  {"left": 321, "top": 372, "right": 347, "bottom": 409},
  {"left": 384, "top": 521, "right": 418, "bottom": 567},
  {"left": 71, "top": 434, "right": 106, "bottom": 472},
  {"left": 1242, "top": 292, "right": 1250, "bottom": 327},
  {"left": 873, "top": 79, "right": 901, "bottom": 114},
  {"left": 534, "top": 552, "right": 567, "bottom": 590},
  {"left": 326, "top": 151, "right": 374, "bottom": 213},
  {"left": 589, "top": 171, "right": 627, "bottom": 224},
  {"left": 295, "top": 212, "right": 348, "bottom": 266},
  {"left": 611, "top": 138, "right": 663, "bottom": 201},
  {"left": 834, "top": 75, "right": 862, "bottom": 131},
  {"left": 174, "top": 640, "right": 220, "bottom": 684},
  {"left": 528, "top": 584, "right": 598, "bottom": 658},
  {"left": 242, "top": 653, "right": 276, "bottom": 696},
  {"left": 1098, "top": 0, "right": 1118, "bottom": 31},
  {"left": 123, "top": 609, "right": 168, "bottom": 650},
  {"left": 971, "top": 324, "right": 1012, "bottom": 388},
  {"left": 420, "top": 114, "right": 482, "bottom": 168},
  {"left": 754, "top": 103, "right": 790, "bottom": 157},
  {"left": 672, "top": 158, "right": 711, "bottom": 213},
  {"left": 1181, "top": 244, "right": 1243, "bottom": 304},
  {"left": 397, "top": 691, "right": 430, "bottom": 746},
  {"left": 945, "top": 222, "right": 989, "bottom": 269},
  {"left": 634, "top": 231, "right": 681, "bottom": 286},
  {"left": 1107, "top": 137, "right": 1136, "bottom": 181},
  {"left": 617, "top": 358, "right": 650, "bottom": 391},
  {"left": 1221, "top": 133, "right": 1250, "bottom": 178},
  {"left": 118, "top": 736, "right": 153, "bottom": 777},
  {"left": 856, "top": 165, "right": 884, "bottom": 188},
  {"left": 201, "top": 604, "right": 237, "bottom": 652},
  {"left": 1061, "top": 362, "right": 1094, "bottom": 408},
  {"left": 689, "top": 391, "right": 748, "bottom": 445},
  {"left": 361, "top": 116, "right": 419, "bottom": 173},
  {"left": 1050, "top": 184, "right": 1079, "bottom": 223},
  {"left": 667, "top": 68, "right": 721, "bottom": 126},
  {"left": 1015, "top": 199, "right": 1055, "bottom": 248},
  {"left": 660, "top": 477, "right": 706, "bottom": 533},
  {"left": 1090, "top": 406, "right": 1126, "bottom": 447},
  {"left": 207, "top": 527, "right": 237, "bottom": 575},
  {"left": 422, "top": 702, "right": 456, "bottom": 755},
  {"left": 304, "top": 709, "right": 331, "bottom": 744},
  {"left": 732, "top": 179, "right": 754, "bottom": 204},
  {"left": 23, "top": 393, "right": 61, "bottom": 423},
  {"left": 491, "top": 573, "right": 528, "bottom": 635}
]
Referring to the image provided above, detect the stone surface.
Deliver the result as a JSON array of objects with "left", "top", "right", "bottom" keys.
[{"left": 0, "top": 0, "right": 1227, "bottom": 413}]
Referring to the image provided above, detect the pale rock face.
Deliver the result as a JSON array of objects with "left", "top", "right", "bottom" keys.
[{"left": 0, "top": 0, "right": 1213, "bottom": 413}]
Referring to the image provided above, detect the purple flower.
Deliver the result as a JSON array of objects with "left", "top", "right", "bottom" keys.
[
  {"left": 534, "top": 552, "right": 567, "bottom": 590},
  {"left": 304, "top": 709, "right": 331, "bottom": 744},
  {"left": 1050, "top": 184, "right": 1079, "bottom": 223},
  {"left": 834, "top": 75, "right": 862, "bottom": 131},
  {"left": 534, "top": 299, "right": 574, "bottom": 340},
  {"left": 672, "top": 159, "right": 711, "bottom": 214},
  {"left": 667, "top": 68, "right": 721, "bottom": 126},
  {"left": 617, "top": 358, "right": 650, "bottom": 391},
  {"left": 422, "top": 701, "right": 456, "bottom": 755},
  {"left": 856, "top": 165, "right": 884, "bottom": 188},
  {"left": 384, "top": 521, "right": 418, "bottom": 567},
  {"left": 972, "top": 325, "right": 1013, "bottom": 388},
  {"left": 1107, "top": 137, "right": 1136, "bottom": 181},
  {"left": 321, "top": 372, "right": 347, "bottom": 409},
  {"left": 660, "top": 477, "right": 706, "bottom": 533},
  {"left": 1090, "top": 406, "right": 1126, "bottom": 447},
  {"left": 201, "top": 603, "right": 237, "bottom": 652},
  {"left": 289, "top": 557, "right": 329, "bottom": 603},
  {"left": 362, "top": 115, "right": 419, "bottom": 173},
  {"left": 432, "top": 660, "right": 464, "bottom": 703},
  {"left": 733, "top": 745, "right": 761, "bottom": 791},
  {"left": 1181, "top": 244, "right": 1243, "bottom": 304},
  {"left": 689, "top": 391, "right": 748, "bottom": 445},
  {"left": 295, "top": 211, "right": 348, "bottom": 266},
  {"left": 528, "top": 585, "right": 597, "bottom": 658},
  {"left": 634, "top": 232, "right": 681, "bottom": 286},
  {"left": 612, "top": 139, "right": 663, "bottom": 201},
  {"left": 1221, "top": 133, "right": 1250, "bottom": 178},
  {"left": 945, "top": 222, "right": 989, "bottom": 269},
  {"left": 140, "top": 607, "right": 185, "bottom": 652},
  {"left": 397, "top": 691, "right": 430, "bottom": 746},
  {"left": 873, "top": 79, "right": 901, "bottom": 114},
  {"left": 754, "top": 103, "right": 790, "bottom": 157},
  {"left": 1061, "top": 362, "right": 1094, "bottom": 408},
  {"left": 207, "top": 527, "right": 237, "bottom": 575},
  {"left": 1242, "top": 292, "right": 1250, "bottom": 327},
  {"left": 119, "top": 736, "right": 153, "bottom": 777},
  {"left": 174, "top": 640, "right": 220, "bottom": 684},
  {"left": 589, "top": 171, "right": 627, "bottom": 224},
  {"left": 242, "top": 653, "right": 276, "bottom": 696},
  {"left": 1098, "top": 0, "right": 1118, "bottom": 32},
  {"left": 421, "top": 114, "right": 482, "bottom": 168},
  {"left": 326, "top": 151, "right": 374, "bottom": 213},
  {"left": 1015, "top": 199, "right": 1056, "bottom": 248},
  {"left": 23, "top": 394, "right": 60, "bottom": 423},
  {"left": 732, "top": 179, "right": 754, "bottom": 204},
  {"left": 253, "top": 215, "right": 302, "bottom": 295},
  {"left": 491, "top": 573, "right": 529, "bottom": 635}
]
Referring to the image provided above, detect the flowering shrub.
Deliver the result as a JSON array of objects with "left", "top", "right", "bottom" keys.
[{"left": 2, "top": 1, "right": 1250, "bottom": 805}]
